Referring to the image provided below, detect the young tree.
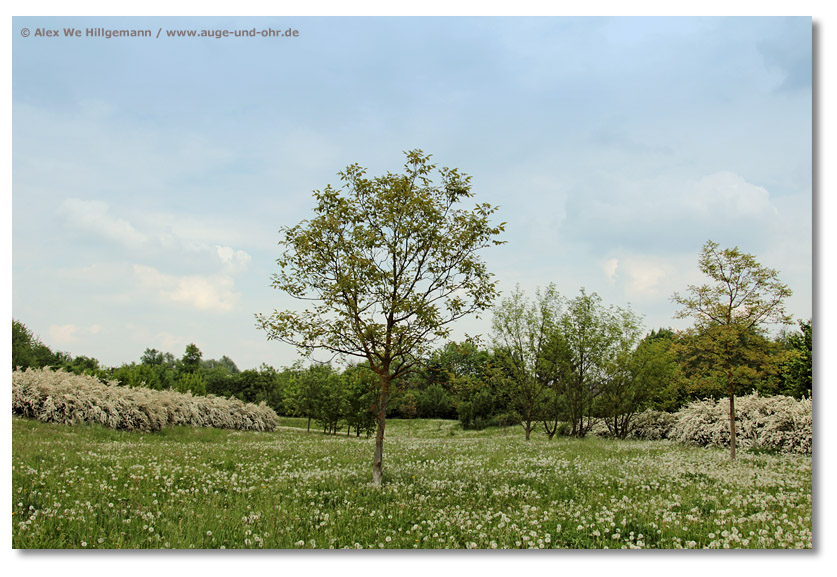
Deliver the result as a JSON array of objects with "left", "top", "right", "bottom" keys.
[
  {"left": 490, "top": 284, "right": 562, "bottom": 440},
  {"left": 598, "top": 334, "right": 676, "bottom": 438},
  {"left": 672, "top": 240, "right": 792, "bottom": 459},
  {"left": 555, "top": 289, "right": 625, "bottom": 437},
  {"left": 256, "top": 150, "right": 504, "bottom": 485}
]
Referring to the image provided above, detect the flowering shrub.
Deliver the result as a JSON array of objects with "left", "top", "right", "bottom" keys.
[
  {"left": 591, "top": 394, "right": 811, "bottom": 455},
  {"left": 624, "top": 410, "right": 678, "bottom": 441},
  {"left": 12, "top": 367, "right": 278, "bottom": 432},
  {"left": 671, "top": 393, "right": 811, "bottom": 455}
]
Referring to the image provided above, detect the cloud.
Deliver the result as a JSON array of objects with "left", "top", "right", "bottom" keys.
[
  {"left": 49, "top": 324, "right": 78, "bottom": 345},
  {"left": 133, "top": 264, "right": 240, "bottom": 312},
  {"left": 687, "top": 171, "right": 779, "bottom": 221},
  {"left": 60, "top": 198, "right": 148, "bottom": 249},
  {"left": 601, "top": 258, "right": 619, "bottom": 285},
  {"left": 48, "top": 323, "right": 103, "bottom": 345},
  {"left": 623, "top": 260, "right": 668, "bottom": 300},
  {"left": 216, "top": 245, "right": 252, "bottom": 272}
]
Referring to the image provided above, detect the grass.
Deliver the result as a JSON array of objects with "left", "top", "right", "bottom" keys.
[{"left": 12, "top": 416, "right": 812, "bottom": 549}]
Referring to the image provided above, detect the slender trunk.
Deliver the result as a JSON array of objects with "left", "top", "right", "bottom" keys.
[
  {"left": 307, "top": 416, "right": 311, "bottom": 433},
  {"left": 729, "top": 393, "right": 736, "bottom": 461},
  {"left": 372, "top": 376, "right": 391, "bottom": 487}
]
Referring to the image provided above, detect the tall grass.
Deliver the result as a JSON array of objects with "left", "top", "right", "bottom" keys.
[{"left": 12, "top": 417, "right": 811, "bottom": 549}]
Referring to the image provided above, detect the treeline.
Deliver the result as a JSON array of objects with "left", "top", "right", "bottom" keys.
[{"left": 12, "top": 304, "right": 811, "bottom": 439}]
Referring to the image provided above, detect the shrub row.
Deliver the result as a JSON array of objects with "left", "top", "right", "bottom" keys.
[
  {"left": 12, "top": 367, "right": 279, "bottom": 432},
  {"left": 621, "top": 393, "right": 812, "bottom": 454}
]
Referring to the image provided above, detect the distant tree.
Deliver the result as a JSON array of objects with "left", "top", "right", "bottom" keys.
[
  {"left": 457, "top": 387, "right": 498, "bottom": 430},
  {"left": 598, "top": 335, "right": 676, "bottom": 438},
  {"left": 180, "top": 343, "right": 203, "bottom": 374},
  {"left": 316, "top": 372, "right": 348, "bottom": 435},
  {"left": 416, "top": 383, "right": 456, "bottom": 419},
  {"left": 343, "top": 363, "right": 378, "bottom": 437},
  {"left": 401, "top": 392, "right": 418, "bottom": 436},
  {"left": 293, "top": 364, "right": 330, "bottom": 433},
  {"left": 12, "top": 320, "right": 58, "bottom": 370},
  {"left": 554, "top": 289, "right": 627, "bottom": 437},
  {"left": 175, "top": 371, "right": 206, "bottom": 395},
  {"left": 672, "top": 240, "right": 793, "bottom": 460},
  {"left": 202, "top": 355, "right": 240, "bottom": 375},
  {"left": 778, "top": 319, "right": 812, "bottom": 398},
  {"left": 256, "top": 150, "right": 504, "bottom": 485},
  {"left": 141, "top": 348, "right": 165, "bottom": 366},
  {"left": 490, "top": 285, "right": 562, "bottom": 440}
]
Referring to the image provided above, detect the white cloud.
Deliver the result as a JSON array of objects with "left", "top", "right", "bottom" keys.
[
  {"left": 688, "top": 171, "right": 779, "bottom": 220},
  {"left": 601, "top": 258, "right": 619, "bottom": 285},
  {"left": 133, "top": 264, "right": 240, "bottom": 312},
  {"left": 612, "top": 256, "right": 673, "bottom": 301},
  {"left": 48, "top": 323, "right": 103, "bottom": 345},
  {"left": 216, "top": 245, "right": 252, "bottom": 272},
  {"left": 49, "top": 324, "right": 78, "bottom": 345},
  {"left": 60, "top": 198, "right": 148, "bottom": 249}
]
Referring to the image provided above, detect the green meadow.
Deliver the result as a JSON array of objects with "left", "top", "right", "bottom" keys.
[{"left": 12, "top": 416, "right": 811, "bottom": 549}]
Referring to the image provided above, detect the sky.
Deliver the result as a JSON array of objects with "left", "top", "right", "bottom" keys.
[{"left": 11, "top": 15, "right": 813, "bottom": 371}]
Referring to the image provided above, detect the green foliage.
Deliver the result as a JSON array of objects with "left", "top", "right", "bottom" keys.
[
  {"left": 672, "top": 240, "right": 793, "bottom": 459},
  {"left": 12, "top": 319, "right": 61, "bottom": 370},
  {"left": 457, "top": 389, "right": 498, "bottom": 430},
  {"left": 597, "top": 336, "right": 677, "bottom": 438},
  {"left": 256, "top": 150, "right": 505, "bottom": 485},
  {"left": 777, "top": 319, "right": 812, "bottom": 398},
  {"left": 316, "top": 372, "right": 349, "bottom": 435},
  {"left": 343, "top": 363, "right": 378, "bottom": 437},
  {"left": 180, "top": 343, "right": 203, "bottom": 374},
  {"left": 416, "top": 383, "right": 456, "bottom": 419},
  {"left": 490, "top": 284, "right": 562, "bottom": 439}
]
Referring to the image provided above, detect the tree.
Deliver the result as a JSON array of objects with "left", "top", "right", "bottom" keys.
[
  {"left": 343, "top": 363, "right": 379, "bottom": 438},
  {"left": 292, "top": 363, "right": 330, "bottom": 433},
  {"left": 141, "top": 348, "right": 165, "bottom": 366},
  {"left": 256, "top": 150, "right": 504, "bottom": 485},
  {"left": 672, "top": 240, "right": 792, "bottom": 459},
  {"left": 490, "top": 285, "right": 562, "bottom": 440},
  {"left": 778, "top": 319, "right": 812, "bottom": 398},
  {"left": 598, "top": 334, "right": 676, "bottom": 438},
  {"left": 12, "top": 320, "right": 59, "bottom": 370},
  {"left": 554, "top": 289, "right": 626, "bottom": 437},
  {"left": 180, "top": 343, "right": 203, "bottom": 374}
]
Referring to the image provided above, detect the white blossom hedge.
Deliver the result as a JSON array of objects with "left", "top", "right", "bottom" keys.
[
  {"left": 12, "top": 367, "right": 278, "bottom": 432},
  {"left": 623, "top": 394, "right": 812, "bottom": 455}
]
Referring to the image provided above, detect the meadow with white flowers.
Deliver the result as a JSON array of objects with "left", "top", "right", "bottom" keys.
[{"left": 12, "top": 416, "right": 811, "bottom": 549}]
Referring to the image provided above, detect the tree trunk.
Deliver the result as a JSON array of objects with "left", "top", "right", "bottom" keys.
[
  {"left": 729, "top": 392, "right": 736, "bottom": 461},
  {"left": 372, "top": 376, "right": 391, "bottom": 487}
]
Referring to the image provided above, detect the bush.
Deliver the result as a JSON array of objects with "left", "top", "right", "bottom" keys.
[
  {"left": 625, "top": 410, "right": 678, "bottom": 441},
  {"left": 12, "top": 367, "right": 278, "bottom": 432},
  {"left": 671, "top": 392, "right": 811, "bottom": 455},
  {"left": 592, "top": 393, "right": 811, "bottom": 455}
]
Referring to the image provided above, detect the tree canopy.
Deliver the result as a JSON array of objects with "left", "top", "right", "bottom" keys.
[
  {"left": 256, "top": 150, "right": 505, "bottom": 485},
  {"left": 672, "top": 240, "right": 792, "bottom": 459}
]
